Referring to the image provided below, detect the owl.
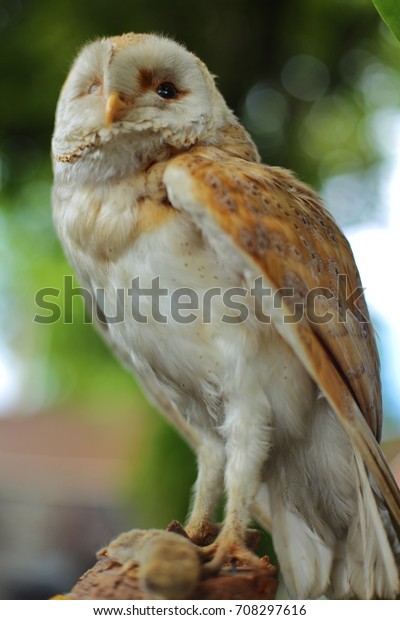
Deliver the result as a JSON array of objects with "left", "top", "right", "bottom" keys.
[{"left": 52, "top": 33, "right": 400, "bottom": 599}]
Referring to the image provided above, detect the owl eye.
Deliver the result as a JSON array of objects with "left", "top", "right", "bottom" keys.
[
  {"left": 87, "top": 81, "right": 102, "bottom": 95},
  {"left": 156, "top": 82, "right": 179, "bottom": 99}
]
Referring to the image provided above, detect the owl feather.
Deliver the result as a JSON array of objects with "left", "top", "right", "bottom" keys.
[{"left": 52, "top": 33, "right": 400, "bottom": 599}]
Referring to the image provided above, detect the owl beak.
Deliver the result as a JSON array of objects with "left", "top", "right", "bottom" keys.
[{"left": 105, "top": 92, "right": 128, "bottom": 127}]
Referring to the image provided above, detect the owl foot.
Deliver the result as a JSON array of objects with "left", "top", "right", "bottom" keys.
[
  {"left": 185, "top": 520, "right": 220, "bottom": 546},
  {"left": 199, "top": 533, "right": 263, "bottom": 576}
]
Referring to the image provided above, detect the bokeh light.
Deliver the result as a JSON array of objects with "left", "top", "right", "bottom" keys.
[
  {"left": 281, "top": 54, "right": 330, "bottom": 102},
  {"left": 0, "top": 0, "right": 400, "bottom": 599}
]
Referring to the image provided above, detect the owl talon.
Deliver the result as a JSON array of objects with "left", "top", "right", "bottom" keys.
[
  {"left": 200, "top": 537, "right": 262, "bottom": 576},
  {"left": 185, "top": 521, "right": 220, "bottom": 546},
  {"left": 196, "top": 544, "right": 216, "bottom": 564},
  {"left": 51, "top": 30, "right": 399, "bottom": 601}
]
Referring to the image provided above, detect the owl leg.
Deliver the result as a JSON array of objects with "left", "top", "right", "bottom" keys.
[
  {"left": 202, "top": 398, "right": 272, "bottom": 572},
  {"left": 185, "top": 434, "right": 225, "bottom": 546}
]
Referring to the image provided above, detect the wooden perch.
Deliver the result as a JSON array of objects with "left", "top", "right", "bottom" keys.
[{"left": 53, "top": 522, "right": 278, "bottom": 600}]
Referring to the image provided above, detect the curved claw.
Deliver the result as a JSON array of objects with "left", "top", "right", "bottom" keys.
[
  {"left": 196, "top": 543, "right": 217, "bottom": 564},
  {"left": 200, "top": 539, "right": 263, "bottom": 576}
]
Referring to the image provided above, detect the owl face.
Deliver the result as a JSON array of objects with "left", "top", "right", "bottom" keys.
[{"left": 52, "top": 34, "right": 229, "bottom": 182}]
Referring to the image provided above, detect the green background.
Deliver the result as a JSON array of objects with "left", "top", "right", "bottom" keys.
[{"left": 0, "top": 0, "right": 399, "bottom": 599}]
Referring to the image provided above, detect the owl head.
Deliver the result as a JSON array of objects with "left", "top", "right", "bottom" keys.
[{"left": 52, "top": 33, "right": 234, "bottom": 182}]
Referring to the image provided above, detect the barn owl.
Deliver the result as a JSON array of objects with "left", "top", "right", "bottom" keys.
[{"left": 51, "top": 33, "right": 400, "bottom": 599}]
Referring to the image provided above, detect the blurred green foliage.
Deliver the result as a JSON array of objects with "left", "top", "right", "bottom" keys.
[
  {"left": 0, "top": 0, "right": 400, "bottom": 529},
  {"left": 373, "top": 0, "right": 400, "bottom": 41}
]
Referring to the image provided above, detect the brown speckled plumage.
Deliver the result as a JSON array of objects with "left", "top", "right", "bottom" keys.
[
  {"left": 169, "top": 147, "right": 381, "bottom": 438},
  {"left": 52, "top": 33, "right": 400, "bottom": 599}
]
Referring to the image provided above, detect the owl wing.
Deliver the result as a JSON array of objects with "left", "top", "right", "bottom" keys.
[{"left": 163, "top": 146, "right": 400, "bottom": 530}]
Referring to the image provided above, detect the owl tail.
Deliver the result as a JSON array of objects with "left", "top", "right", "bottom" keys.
[
  {"left": 344, "top": 450, "right": 399, "bottom": 599},
  {"left": 265, "top": 447, "right": 400, "bottom": 599},
  {"left": 269, "top": 493, "right": 334, "bottom": 598}
]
